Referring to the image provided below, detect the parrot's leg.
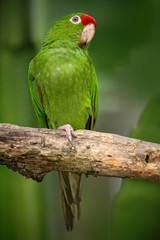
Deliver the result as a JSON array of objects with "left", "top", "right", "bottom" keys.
[{"left": 57, "top": 124, "right": 75, "bottom": 142}]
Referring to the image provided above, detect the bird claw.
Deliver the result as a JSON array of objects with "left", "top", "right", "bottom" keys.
[{"left": 57, "top": 124, "right": 75, "bottom": 142}]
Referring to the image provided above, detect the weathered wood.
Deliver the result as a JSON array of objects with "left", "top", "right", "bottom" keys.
[{"left": 0, "top": 123, "right": 160, "bottom": 182}]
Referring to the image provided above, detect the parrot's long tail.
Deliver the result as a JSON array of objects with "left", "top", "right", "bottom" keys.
[{"left": 59, "top": 171, "right": 82, "bottom": 231}]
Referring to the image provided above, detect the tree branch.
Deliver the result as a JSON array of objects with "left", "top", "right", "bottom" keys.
[{"left": 0, "top": 123, "right": 160, "bottom": 183}]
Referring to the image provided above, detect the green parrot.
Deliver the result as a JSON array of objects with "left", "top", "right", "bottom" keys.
[{"left": 28, "top": 13, "right": 98, "bottom": 230}]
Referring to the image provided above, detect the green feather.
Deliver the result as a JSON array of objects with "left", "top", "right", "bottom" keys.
[{"left": 28, "top": 13, "right": 98, "bottom": 230}]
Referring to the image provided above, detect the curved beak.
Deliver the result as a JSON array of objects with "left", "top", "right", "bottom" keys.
[{"left": 79, "top": 23, "right": 95, "bottom": 47}]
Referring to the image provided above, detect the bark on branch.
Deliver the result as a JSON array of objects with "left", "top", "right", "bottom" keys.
[{"left": 0, "top": 123, "right": 160, "bottom": 183}]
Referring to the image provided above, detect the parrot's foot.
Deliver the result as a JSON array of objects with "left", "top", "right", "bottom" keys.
[{"left": 57, "top": 124, "right": 75, "bottom": 142}]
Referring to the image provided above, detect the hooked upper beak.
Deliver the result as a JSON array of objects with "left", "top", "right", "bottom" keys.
[{"left": 79, "top": 23, "right": 95, "bottom": 47}]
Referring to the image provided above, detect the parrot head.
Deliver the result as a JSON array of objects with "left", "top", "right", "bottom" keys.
[{"left": 44, "top": 13, "right": 97, "bottom": 48}]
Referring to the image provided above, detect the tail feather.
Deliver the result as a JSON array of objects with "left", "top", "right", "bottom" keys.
[{"left": 59, "top": 172, "right": 82, "bottom": 231}]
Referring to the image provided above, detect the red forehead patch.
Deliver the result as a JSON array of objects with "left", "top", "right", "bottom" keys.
[{"left": 80, "top": 14, "right": 97, "bottom": 29}]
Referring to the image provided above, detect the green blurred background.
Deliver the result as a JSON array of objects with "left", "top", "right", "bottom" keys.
[{"left": 0, "top": 0, "right": 160, "bottom": 239}]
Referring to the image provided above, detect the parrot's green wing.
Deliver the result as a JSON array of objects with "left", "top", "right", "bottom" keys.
[
  {"left": 28, "top": 61, "right": 49, "bottom": 128},
  {"left": 85, "top": 59, "right": 98, "bottom": 130}
]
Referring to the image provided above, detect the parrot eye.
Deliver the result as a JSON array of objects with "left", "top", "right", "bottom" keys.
[{"left": 70, "top": 15, "right": 81, "bottom": 24}]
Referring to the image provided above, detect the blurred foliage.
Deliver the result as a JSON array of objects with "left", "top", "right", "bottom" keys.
[
  {"left": 131, "top": 93, "right": 160, "bottom": 143},
  {"left": 0, "top": 0, "right": 160, "bottom": 239},
  {"left": 111, "top": 94, "right": 160, "bottom": 240}
]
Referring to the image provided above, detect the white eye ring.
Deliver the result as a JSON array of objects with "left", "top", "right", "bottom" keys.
[{"left": 69, "top": 15, "right": 81, "bottom": 24}]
